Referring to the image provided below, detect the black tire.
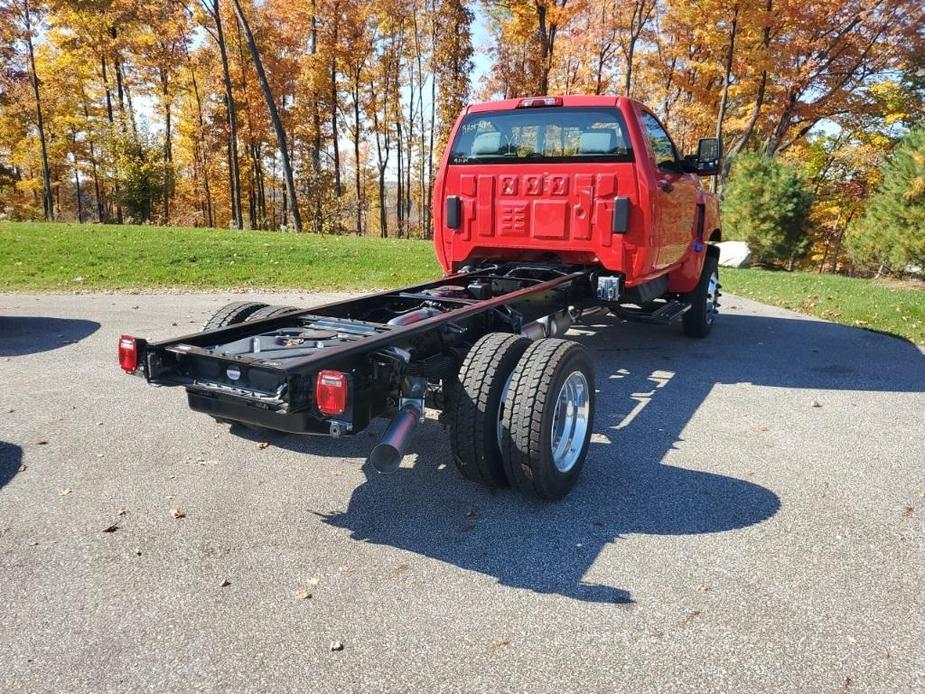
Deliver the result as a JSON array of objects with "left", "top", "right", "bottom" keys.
[
  {"left": 246, "top": 304, "right": 298, "bottom": 321},
  {"left": 202, "top": 301, "right": 268, "bottom": 331},
  {"left": 682, "top": 254, "right": 720, "bottom": 338},
  {"left": 449, "top": 332, "right": 531, "bottom": 487},
  {"left": 501, "top": 339, "right": 595, "bottom": 500}
]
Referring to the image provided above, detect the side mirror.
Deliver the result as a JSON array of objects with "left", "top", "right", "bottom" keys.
[
  {"left": 697, "top": 137, "right": 721, "bottom": 163},
  {"left": 686, "top": 137, "right": 721, "bottom": 176}
]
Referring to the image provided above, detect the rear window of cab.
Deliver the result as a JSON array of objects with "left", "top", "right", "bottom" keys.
[{"left": 449, "top": 107, "right": 633, "bottom": 165}]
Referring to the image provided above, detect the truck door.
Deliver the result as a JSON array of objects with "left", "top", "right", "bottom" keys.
[{"left": 639, "top": 112, "right": 700, "bottom": 268}]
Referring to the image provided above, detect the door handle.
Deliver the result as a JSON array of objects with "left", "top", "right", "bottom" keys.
[{"left": 659, "top": 182, "right": 674, "bottom": 193}]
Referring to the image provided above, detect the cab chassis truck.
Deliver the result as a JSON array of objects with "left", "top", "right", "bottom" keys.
[{"left": 120, "top": 96, "right": 722, "bottom": 500}]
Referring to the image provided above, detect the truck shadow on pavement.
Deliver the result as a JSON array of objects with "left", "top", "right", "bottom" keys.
[
  {"left": 0, "top": 316, "right": 100, "bottom": 356},
  {"left": 258, "top": 310, "right": 923, "bottom": 604},
  {"left": 0, "top": 441, "right": 24, "bottom": 489}
]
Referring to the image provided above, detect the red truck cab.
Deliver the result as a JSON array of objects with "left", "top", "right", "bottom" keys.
[{"left": 433, "top": 95, "right": 721, "bottom": 296}]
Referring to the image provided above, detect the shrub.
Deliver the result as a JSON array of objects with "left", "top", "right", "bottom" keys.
[
  {"left": 848, "top": 127, "right": 925, "bottom": 274},
  {"left": 723, "top": 152, "right": 813, "bottom": 267}
]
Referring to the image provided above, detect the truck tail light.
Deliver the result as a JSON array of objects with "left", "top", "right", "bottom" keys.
[
  {"left": 315, "top": 370, "right": 348, "bottom": 416},
  {"left": 516, "top": 97, "right": 563, "bottom": 108},
  {"left": 118, "top": 335, "right": 139, "bottom": 373}
]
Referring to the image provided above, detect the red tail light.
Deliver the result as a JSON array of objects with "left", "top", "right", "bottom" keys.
[
  {"left": 118, "top": 335, "right": 138, "bottom": 373},
  {"left": 516, "top": 97, "right": 563, "bottom": 108},
  {"left": 315, "top": 370, "right": 348, "bottom": 416}
]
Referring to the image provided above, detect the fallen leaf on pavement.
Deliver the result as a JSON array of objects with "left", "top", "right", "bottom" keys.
[
  {"left": 329, "top": 640, "right": 344, "bottom": 652},
  {"left": 755, "top": 425, "right": 769, "bottom": 432},
  {"left": 220, "top": 579, "right": 231, "bottom": 588},
  {"left": 18, "top": 464, "right": 27, "bottom": 472},
  {"left": 37, "top": 440, "right": 49, "bottom": 445},
  {"left": 170, "top": 508, "right": 186, "bottom": 519},
  {"left": 59, "top": 488, "right": 72, "bottom": 496},
  {"left": 295, "top": 589, "right": 313, "bottom": 600},
  {"left": 257, "top": 441, "right": 270, "bottom": 449},
  {"left": 102, "top": 523, "right": 120, "bottom": 533}
]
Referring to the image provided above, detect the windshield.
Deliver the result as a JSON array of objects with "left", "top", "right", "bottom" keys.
[{"left": 449, "top": 107, "right": 633, "bottom": 165}]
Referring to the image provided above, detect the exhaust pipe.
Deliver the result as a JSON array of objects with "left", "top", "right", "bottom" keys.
[{"left": 368, "top": 404, "right": 421, "bottom": 474}]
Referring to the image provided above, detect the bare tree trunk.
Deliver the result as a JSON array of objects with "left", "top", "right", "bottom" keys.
[
  {"left": 353, "top": 74, "right": 362, "bottom": 235},
  {"left": 310, "top": 1, "right": 323, "bottom": 233},
  {"left": 70, "top": 132, "right": 83, "bottom": 223},
  {"left": 231, "top": 17, "right": 258, "bottom": 229},
  {"left": 378, "top": 167, "right": 387, "bottom": 238},
  {"left": 330, "top": 55, "right": 342, "bottom": 198},
  {"left": 100, "top": 55, "right": 122, "bottom": 223},
  {"left": 535, "top": 2, "right": 558, "bottom": 95},
  {"left": 189, "top": 66, "right": 214, "bottom": 227},
  {"left": 396, "top": 119, "right": 404, "bottom": 236},
  {"left": 212, "top": 0, "right": 243, "bottom": 228},
  {"left": 160, "top": 67, "right": 173, "bottom": 223},
  {"left": 229, "top": 0, "right": 302, "bottom": 231},
  {"left": 79, "top": 89, "right": 104, "bottom": 219},
  {"left": 23, "top": 0, "right": 54, "bottom": 221},
  {"left": 713, "top": 3, "right": 738, "bottom": 194}
]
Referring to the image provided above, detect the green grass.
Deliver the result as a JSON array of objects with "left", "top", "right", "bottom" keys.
[
  {"left": 0, "top": 221, "right": 441, "bottom": 292},
  {"left": 721, "top": 267, "right": 925, "bottom": 345},
  {"left": 2, "top": 221, "right": 923, "bottom": 345}
]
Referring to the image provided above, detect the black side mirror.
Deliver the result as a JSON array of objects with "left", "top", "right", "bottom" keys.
[
  {"left": 697, "top": 137, "right": 721, "bottom": 163},
  {"left": 685, "top": 137, "right": 721, "bottom": 176}
]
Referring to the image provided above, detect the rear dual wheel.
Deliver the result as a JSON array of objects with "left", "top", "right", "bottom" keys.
[
  {"left": 449, "top": 333, "right": 595, "bottom": 500},
  {"left": 202, "top": 301, "right": 268, "bottom": 330},
  {"left": 500, "top": 339, "right": 595, "bottom": 500},
  {"left": 449, "top": 333, "right": 531, "bottom": 487},
  {"left": 202, "top": 302, "right": 297, "bottom": 331}
]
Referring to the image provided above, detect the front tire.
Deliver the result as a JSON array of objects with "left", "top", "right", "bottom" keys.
[
  {"left": 500, "top": 339, "right": 595, "bottom": 500},
  {"left": 682, "top": 254, "right": 720, "bottom": 338}
]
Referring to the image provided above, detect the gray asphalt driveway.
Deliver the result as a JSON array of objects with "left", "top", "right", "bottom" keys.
[{"left": 1, "top": 291, "right": 923, "bottom": 693}]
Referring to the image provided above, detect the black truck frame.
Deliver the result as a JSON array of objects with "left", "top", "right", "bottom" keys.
[{"left": 122, "top": 255, "right": 718, "bottom": 499}]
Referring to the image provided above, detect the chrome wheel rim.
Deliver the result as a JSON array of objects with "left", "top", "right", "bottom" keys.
[
  {"left": 705, "top": 271, "right": 719, "bottom": 323},
  {"left": 550, "top": 371, "right": 590, "bottom": 473}
]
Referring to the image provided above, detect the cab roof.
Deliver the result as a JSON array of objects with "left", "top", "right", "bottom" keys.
[{"left": 465, "top": 95, "right": 639, "bottom": 115}]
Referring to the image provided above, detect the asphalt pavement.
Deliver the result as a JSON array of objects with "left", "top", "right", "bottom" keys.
[{"left": 1, "top": 290, "right": 923, "bottom": 693}]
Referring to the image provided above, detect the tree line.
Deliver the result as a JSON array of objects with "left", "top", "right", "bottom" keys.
[{"left": 0, "top": 0, "right": 923, "bottom": 272}]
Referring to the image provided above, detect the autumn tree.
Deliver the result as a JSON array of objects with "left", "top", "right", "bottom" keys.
[
  {"left": 433, "top": 0, "right": 472, "bottom": 155},
  {"left": 1, "top": 0, "right": 54, "bottom": 220}
]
